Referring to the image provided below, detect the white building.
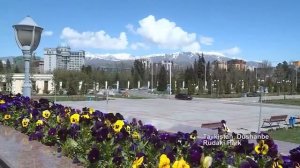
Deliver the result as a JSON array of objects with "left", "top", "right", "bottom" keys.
[
  {"left": 44, "top": 44, "right": 85, "bottom": 73},
  {"left": 0, "top": 74, "right": 54, "bottom": 95}
]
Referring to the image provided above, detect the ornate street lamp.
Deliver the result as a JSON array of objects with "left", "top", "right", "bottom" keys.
[{"left": 13, "top": 16, "right": 43, "bottom": 98}]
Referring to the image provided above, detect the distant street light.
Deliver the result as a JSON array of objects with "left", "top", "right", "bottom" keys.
[
  {"left": 13, "top": 16, "right": 43, "bottom": 98},
  {"left": 151, "top": 59, "right": 154, "bottom": 92},
  {"left": 257, "top": 86, "right": 264, "bottom": 133},
  {"left": 165, "top": 61, "right": 172, "bottom": 97}
]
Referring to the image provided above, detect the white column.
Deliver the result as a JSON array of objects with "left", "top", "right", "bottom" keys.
[
  {"left": 117, "top": 81, "right": 119, "bottom": 91},
  {"left": 59, "top": 82, "right": 62, "bottom": 89},
  {"left": 96, "top": 82, "right": 99, "bottom": 91},
  {"left": 182, "top": 81, "right": 185, "bottom": 89},
  {"left": 79, "top": 81, "right": 83, "bottom": 91},
  {"left": 148, "top": 81, "right": 150, "bottom": 89},
  {"left": 138, "top": 81, "right": 140, "bottom": 89},
  {"left": 169, "top": 63, "right": 172, "bottom": 95},
  {"left": 127, "top": 81, "right": 130, "bottom": 89},
  {"left": 175, "top": 81, "right": 177, "bottom": 89},
  {"left": 105, "top": 81, "right": 108, "bottom": 89}
]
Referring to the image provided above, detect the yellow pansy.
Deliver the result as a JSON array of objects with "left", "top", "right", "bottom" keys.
[
  {"left": 4, "top": 114, "right": 11, "bottom": 120},
  {"left": 70, "top": 113, "right": 80, "bottom": 124},
  {"left": 0, "top": 99, "right": 5, "bottom": 104},
  {"left": 104, "top": 119, "right": 111, "bottom": 127},
  {"left": 36, "top": 120, "right": 43, "bottom": 126},
  {"left": 22, "top": 118, "right": 30, "bottom": 127},
  {"left": 113, "top": 120, "right": 124, "bottom": 133},
  {"left": 272, "top": 158, "right": 283, "bottom": 168},
  {"left": 82, "top": 114, "right": 90, "bottom": 119},
  {"left": 255, "top": 140, "right": 269, "bottom": 155},
  {"left": 56, "top": 116, "right": 61, "bottom": 123},
  {"left": 172, "top": 157, "right": 190, "bottom": 168},
  {"left": 202, "top": 156, "right": 213, "bottom": 168},
  {"left": 65, "top": 108, "right": 71, "bottom": 115},
  {"left": 132, "top": 156, "right": 144, "bottom": 168},
  {"left": 89, "top": 108, "right": 95, "bottom": 114},
  {"left": 125, "top": 125, "right": 131, "bottom": 134},
  {"left": 132, "top": 131, "right": 141, "bottom": 140},
  {"left": 159, "top": 154, "right": 170, "bottom": 168},
  {"left": 42, "top": 110, "right": 51, "bottom": 119}
]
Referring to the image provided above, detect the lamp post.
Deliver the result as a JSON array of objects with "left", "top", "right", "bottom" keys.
[
  {"left": 257, "top": 86, "right": 264, "bottom": 133},
  {"left": 276, "top": 81, "right": 281, "bottom": 96},
  {"left": 13, "top": 16, "right": 43, "bottom": 98},
  {"left": 165, "top": 61, "right": 172, "bottom": 97},
  {"left": 151, "top": 59, "right": 154, "bottom": 92}
]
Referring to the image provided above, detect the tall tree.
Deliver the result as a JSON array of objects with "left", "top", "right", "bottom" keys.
[
  {"left": 196, "top": 53, "right": 206, "bottom": 93},
  {"left": 14, "top": 65, "right": 21, "bottom": 73},
  {"left": 132, "top": 60, "right": 145, "bottom": 87},
  {"left": 6, "top": 59, "right": 11, "bottom": 72},
  {"left": 206, "top": 61, "right": 211, "bottom": 94},
  {"left": 0, "top": 60, "right": 3, "bottom": 73},
  {"left": 157, "top": 66, "right": 167, "bottom": 91}
]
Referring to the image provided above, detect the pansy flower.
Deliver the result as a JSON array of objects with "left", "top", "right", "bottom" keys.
[
  {"left": 48, "top": 128, "right": 57, "bottom": 136},
  {"left": 201, "top": 156, "right": 213, "bottom": 168},
  {"left": 189, "top": 130, "right": 197, "bottom": 141},
  {"left": 36, "top": 119, "right": 44, "bottom": 126},
  {"left": 255, "top": 140, "right": 269, "bottom": 155},
  {"left": 159, "top": 154, "right": 170, "bottom": 168},
  {"left": 81, "top": 114, "right": 90, "bottom": 119},
  {"left": 70, "top": 113, "right": 80, "bottom": 124},
  {"left": 22, "top": 118, "right": 30, "bottom": 127},
  {"left": 4, "top": 114, "right": 11, "bottom": 120},
  {"left": 56, "top": 115, "right": 61, "bottom": 123},
  {"left": 42, "top": 110, "right": 51, "bottom": 119},
  {"left": 125, "top": 125, "right": 131, "bottom": 134},
  {"left": 0, "top": 99, "right": 5, "bottom": 104},
  {"left": 132, "top": 156, "right": 144, "bottom": 168},
  {"left": 89, "top": 108, "right": 95, "bottom": 114},
  {"left": 172, "top": 157, "right": 190, "bottom": 168},
  {"left": 272, "top": 158, "right": 283, "bottom": 168},
  {"left": 88, "top": 147, "right": 100, "bottom": 163},
  {"left": 132, "top": 131, "right": 141, "bottom": 140},
  {"left": 113, "top": 120, "right": 124, "bottom": 133}
]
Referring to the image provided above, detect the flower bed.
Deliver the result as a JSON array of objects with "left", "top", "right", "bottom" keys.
[{"left": 0, "top": 94, "right": 299, "bottom": 168}]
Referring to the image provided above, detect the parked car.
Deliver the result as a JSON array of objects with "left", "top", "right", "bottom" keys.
[
  {"left": 246, "top": 92, "right": 260, "bottom": 97},
  {"left": 175, "top": 93, "right": 193, "bottom": 100}
]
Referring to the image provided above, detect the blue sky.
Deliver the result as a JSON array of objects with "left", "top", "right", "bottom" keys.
[{"left": 1, "top": 0, "right": 300, "bottom": 64}]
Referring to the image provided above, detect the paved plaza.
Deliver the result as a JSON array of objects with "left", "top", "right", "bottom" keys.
[
  {"left": 60, "top": 96, "right": 300, "bottom": 134},
  {"left": 60, "top": 96, "right": 300, "bottom": 154}
]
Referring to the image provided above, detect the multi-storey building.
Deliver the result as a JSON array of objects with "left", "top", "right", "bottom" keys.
[
  {"left": 292, "top": 61, "right": 300, "bottom": 68},
  {"left": 227, "top": 59, "right": 247, "bottom": 71},
  {"left": 44, "top": 44, "right": 85, "bottom": 73},
  {"left": 212, "top": 60, "right": 228, "bottom": 70}
]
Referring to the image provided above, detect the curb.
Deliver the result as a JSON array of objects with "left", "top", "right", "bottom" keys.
[{"left": 0, "top": 157, "right": 10, "bottom": 168}]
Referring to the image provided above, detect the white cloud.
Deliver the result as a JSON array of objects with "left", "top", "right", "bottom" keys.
[
  {"left": 130, "top": 42, "right": 148, "bottom": 50},
  {"left": 126, "top": 24, "right": 136, "bottom": 34},
  {"left": 222, "top": 46, "right": 241, "bottom": 55},
  {"left": 60, "top": 27, "right": 128, "bottom": 50},
  {"left": 200, "top": 36, "right": 214, "bottom": 45},
  {"left": 42, "top": 31, "right": 53, "bottom": 36},
  {"left": 135, "top": 15, "right": 200, "bottom": 51}
]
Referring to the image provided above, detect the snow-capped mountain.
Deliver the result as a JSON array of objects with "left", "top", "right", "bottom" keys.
[{"left": 84, "top": 52, "right": 259, "bottom": 69}]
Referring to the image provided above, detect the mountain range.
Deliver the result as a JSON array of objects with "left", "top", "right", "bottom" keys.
[{"left": 85, "top": 52, "right": 259, "bottom": 70}]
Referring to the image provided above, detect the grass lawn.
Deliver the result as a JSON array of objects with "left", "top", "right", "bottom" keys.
[
  {"left": 267, "top": 126, "right": 300, "bottom": 144},
  {"left": 264, "top": 98, "right": 300, "bottom": 106}
]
